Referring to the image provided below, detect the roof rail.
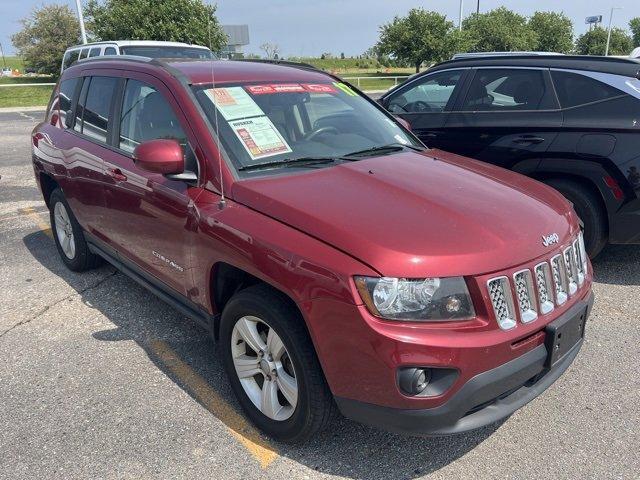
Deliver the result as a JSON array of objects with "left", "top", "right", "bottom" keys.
[
  {"left": 76, "top": 54, "right": 154, "bottom": 66},
  {"left": 234, "top": 58, "right": 320, "bottom": 72}
]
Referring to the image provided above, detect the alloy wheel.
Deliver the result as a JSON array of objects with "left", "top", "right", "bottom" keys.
[
  {"left": 231, "top": 315, "right": 298, "bottom": 421},
  {"left": 54, "top": 202, "right": 76, "bottom": 259}
]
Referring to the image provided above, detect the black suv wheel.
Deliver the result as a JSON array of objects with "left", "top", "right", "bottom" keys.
[{"left": 545, "top": 179, "right": 607, "bottom": 258}]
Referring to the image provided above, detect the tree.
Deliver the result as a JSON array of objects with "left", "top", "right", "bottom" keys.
[
  {"left": 377, "top": 9, "right": 463, "bottom": 72},
  {"left": 630, "top": 18, "right": 640, "bottom": 47},
  {"left": 575, "top": 26, "right": 633, "bottom": 56},
  {"left": 529, "top": 11, "right": 574, "bottom": 53},
  {"left": 11, "top": 4, "right": 80, "bottom": 75},
  {"left": 85, "top": 0, "right": 226, "bottom": 51},
  {"left": 260, "top": 42, "right": 280, "bottom": 59},
  {"left": 463, "top": 7, "right": 537, "bottom": 52}
]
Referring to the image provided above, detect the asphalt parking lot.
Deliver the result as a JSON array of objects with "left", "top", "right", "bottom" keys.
[{"left": 0, "top": 110, "right": 638, "bottom": 479}]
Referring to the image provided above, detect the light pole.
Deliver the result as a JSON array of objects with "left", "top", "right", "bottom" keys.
[
  {"left": 605, "top": 7, "right": 622, "bottom": 56},
  {"left": 459, "top": 0, "right": 464, "bottom": 31},
  {"left": 476, "top": 0, "right": 480, "bottom": 14},
  {"left": 0, "top": 42, "right": 7, "bottom": 70},
  {"left": 74, "top": 0, "right": 88, "bottom": 44}
]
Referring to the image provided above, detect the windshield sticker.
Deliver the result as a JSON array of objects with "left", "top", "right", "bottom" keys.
[
  {"left": 333, "top": 82, "right": 358, "bottom": 96},
  {"left": 302, "top": 84, "right": 337, "bottom": 93},
  {"left": 246, "top": 85, "right": 277, "bottom": 95},
  {"left": 270, "top": 84, "right": 306, "bottom": 93},
  {"left": 230, "top": 116, "right": 292, "bottom": 160},
  {"left": 204, "top": 87, "right": 264, "bottom": 121}
]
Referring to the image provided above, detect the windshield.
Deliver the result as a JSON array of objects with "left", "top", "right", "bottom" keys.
[
  {"left": 120, "top": 46, "right": 214, "bottom": 59},
  {"left": 193, "top": 81, "right": 421, "bottom": 172}
]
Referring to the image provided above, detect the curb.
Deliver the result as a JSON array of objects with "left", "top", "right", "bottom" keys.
[{"left": 0, "top": 106, "right": 47, "bottom": 113}]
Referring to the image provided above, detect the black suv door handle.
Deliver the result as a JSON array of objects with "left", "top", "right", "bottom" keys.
[{"left": 512, "top": 135, "right": 545, "bottom": 145}]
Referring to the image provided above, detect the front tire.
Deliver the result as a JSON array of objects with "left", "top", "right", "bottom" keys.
[
  {"left": 220, "top": 284, "right": 334, "bottom": 443},
  {"left": 545, "top": 178, "right": 608, "bottom": 258},
  {"left": 49, "top": 188, "right": 101, "bottom": 271}
]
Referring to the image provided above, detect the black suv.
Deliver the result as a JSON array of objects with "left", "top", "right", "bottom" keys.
[{"left": 380, "top": 55, "right": 640, "bottom": 257}]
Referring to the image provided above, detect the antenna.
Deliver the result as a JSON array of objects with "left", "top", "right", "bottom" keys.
[{"left": 208, "top": 15, "right": 225, "bottom": 208}]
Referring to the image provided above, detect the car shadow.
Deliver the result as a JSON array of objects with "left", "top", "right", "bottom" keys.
[
  {"left": 23, "top": 230, "right": 500, "bottom": 478},
  {"left": 591, "top": 244, "right": 640, "bottom": 286}
]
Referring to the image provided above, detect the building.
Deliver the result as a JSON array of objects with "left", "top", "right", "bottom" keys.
[{"left": 221, "top": 25, "right": 250, "bottom": 59}]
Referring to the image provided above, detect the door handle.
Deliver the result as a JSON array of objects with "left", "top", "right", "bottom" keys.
[
  {"left": 512, "top": 135, "right": 545, "bottom": 145},
  {"left": 107, "top": 168, "right": 127, "bottom": 182},
  {"left": 422, "top": 132, "right": 437, "bottom": 139}
]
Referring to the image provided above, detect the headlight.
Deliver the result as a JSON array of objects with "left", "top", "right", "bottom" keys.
[{"left": 354, "top": 276, "right": 475, "bottom": 321}]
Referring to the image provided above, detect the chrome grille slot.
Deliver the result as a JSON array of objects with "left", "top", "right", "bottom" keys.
[
  {"left": 563, "top": 246, "right": 578, "bottom": 295},
  {"left": 572, "top": 238, "right": 585, "bottom": 286},
  {"left": 487, "top": 276, "right": 517, "bottom": 330},
  {"left": 534, "top": 262, "right": 554, "bottom": 314},
  {"left": 513, "top": 269, "right": 537, "bottom": 323},
  {"left": 551, "top": 254, "right": 568, "bottom": 305}
]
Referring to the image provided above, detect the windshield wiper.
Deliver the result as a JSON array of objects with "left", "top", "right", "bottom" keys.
[
  {"left": 238, "top": 156, "right": 340, "bottom": 172},
  {"left": 342, "top": 143, "right": 425, "bottom": 158}
]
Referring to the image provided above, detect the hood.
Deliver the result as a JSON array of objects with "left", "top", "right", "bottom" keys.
[{"left": 232, "top": 149, "right": 578, "bottom": 277}]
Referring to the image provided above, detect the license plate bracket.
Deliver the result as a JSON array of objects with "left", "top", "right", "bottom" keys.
[{"left": 545, "top": 307, "right": 587, "bottom": 368}]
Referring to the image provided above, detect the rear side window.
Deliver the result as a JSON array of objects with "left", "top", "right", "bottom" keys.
[
  {"left": 460, "top": 69, "right": 555, "bottom": 111},
  {"left": 88, "top": 47, "right": 101, "bottom": 57},
  {"left": 104, "top": 47, "right": 117, "bottom": 55},
  {"left": 551, "top": 71, "right": 624, "bottom": 109},
  {"left": 62, "top": 50, "right": 80, "bottom": 70},
  {"left": 74, "top": 76, "right": 119, "bottom": 143},
  {"left": 58, "top": 77, "right": 79, "bottom": 128}
]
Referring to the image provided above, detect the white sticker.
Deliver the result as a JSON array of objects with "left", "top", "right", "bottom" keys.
[
  {"left": 229, "top": 116, "right": 292, "bottom": 160},
  {"left": 204, "top": 87, "right": 264, "bottom": 121}
]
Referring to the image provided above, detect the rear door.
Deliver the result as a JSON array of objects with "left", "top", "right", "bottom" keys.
[
  {"left": 382, "top": 69, "right": 468, "bottom": 148},
  {"left": 443, "top": 67, "right": 562, "bottom": 168}
]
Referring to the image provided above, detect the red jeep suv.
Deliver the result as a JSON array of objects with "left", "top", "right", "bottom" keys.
[{"left": 32, "top": 57, "right": 594, "bottom": 442}]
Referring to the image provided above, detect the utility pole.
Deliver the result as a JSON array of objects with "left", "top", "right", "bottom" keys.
[
  {"left": 459, "top": 0, "right": 464, "bottom": 31},
  {"left": 74, "top": 0, "right": 88, "bottom": 44},
  {"left": 605, "top": 7, "right": 622, "bottom": 56},
  {"left": 476, "top": 0, "right": 480, "bottom": 15},
  {"left": 0, "top": 42, "right": 7, "bottom": 70}
]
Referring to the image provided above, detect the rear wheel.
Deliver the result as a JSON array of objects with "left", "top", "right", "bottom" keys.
[
  {"left": 49, "top": 188, "right": 101, "bottom": 271},
  {"left": 220, "top": 284, "right": 334, "bottom": 443},
  {"left": 545, "top": 178, "right": 607, "bottom": 258}
]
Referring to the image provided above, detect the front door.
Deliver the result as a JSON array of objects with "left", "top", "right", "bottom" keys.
[
  {"left": 383, "top": 69, "right": 468, "bottom": 149},
  {"left": 100, "top": 74, "right": 202, "bottom": 297}
]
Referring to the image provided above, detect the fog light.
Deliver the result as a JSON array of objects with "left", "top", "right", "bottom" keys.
[{"left": 398, "top": 368, "right": 432, "bottom": 396}]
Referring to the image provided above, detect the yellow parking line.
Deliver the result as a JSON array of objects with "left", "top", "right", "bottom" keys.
[
  {"left": 19, "top": 207, "right": 52, "bottom": 238},
  {"left": 149, "top": 340, "right": 279, "bottom": 469}
]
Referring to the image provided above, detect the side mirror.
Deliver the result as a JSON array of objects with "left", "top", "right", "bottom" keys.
[
  {"left": 133, "top": 139, "right": 184, "bottom": 175},
  {"left": 395, "top": 116, "right": 412, "bottom": 131}
]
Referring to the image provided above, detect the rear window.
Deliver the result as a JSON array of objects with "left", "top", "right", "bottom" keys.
[
  {"left": 551, "top": 71, "right": 624, "bottom": 108},
  {"left": 119, "top": 46, "right": 213, "bottom": 59}
]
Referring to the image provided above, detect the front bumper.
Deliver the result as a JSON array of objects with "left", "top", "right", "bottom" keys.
[{"left": 334, "top": 293, "right": 593, "bottom": 436}]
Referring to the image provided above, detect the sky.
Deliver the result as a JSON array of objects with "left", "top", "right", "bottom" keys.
[{"left": 1, "top": 1, "right": 638, "bottom": 58}]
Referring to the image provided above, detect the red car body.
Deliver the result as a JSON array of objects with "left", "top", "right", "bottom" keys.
[{"left": 32, "top": 58, "right": 593, "bottom": 436}]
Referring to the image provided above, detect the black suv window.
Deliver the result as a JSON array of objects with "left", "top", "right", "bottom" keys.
[
  {"left": 551, "top": 70, "right": 623, "bottom": 108},
  {"left": 460, "top": 69, "right": 554, "bottom": 111},
  {"left": 62, "top": 50, "right": 80, "bottom": 70},
  {"left": 387, "top": 70, "right": 463, "bottom": 113},
  {"left": 74, "top": 76, "right": 119, "bottom": 143},
  {"left": 58, "top": 78, "right": 79, "bottom": 129}
]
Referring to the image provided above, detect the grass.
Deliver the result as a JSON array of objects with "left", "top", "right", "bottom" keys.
[
  {"left": 2, "top": 56, "right": 25, "bottom": 71},
  {"left": 0, "top": 85, "right": 53, "bottom": 108}
]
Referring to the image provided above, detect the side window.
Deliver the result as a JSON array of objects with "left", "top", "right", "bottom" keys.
[
  {"left": 58, "top": 77, "right": 80, "bottom": 128},
  {"left": 551, "top": 71, "right": 623, "bottom": 109},
  {"left": 460, "top": 69, "right": 554, "bottom": 111},
  {"left": 104, "top": 47, "right": 117, "bottom": 55},
  {"left": 388, "top": 70, "right": 463, "bottom": 113},
  {"left": 62, "top": 50, "right": 80, "bottom": 70},
  {"left": 73, "top": 78, "right": 89, "bottom": 134},
  {"left": 79, "top": 48, "right": 90, "bottom": 59},
  {"left": 74, "top": 76, "right": 119, "bottom": 143},
  {"left": 88, "top": 47, "right": 101, "bottom": 57}
]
